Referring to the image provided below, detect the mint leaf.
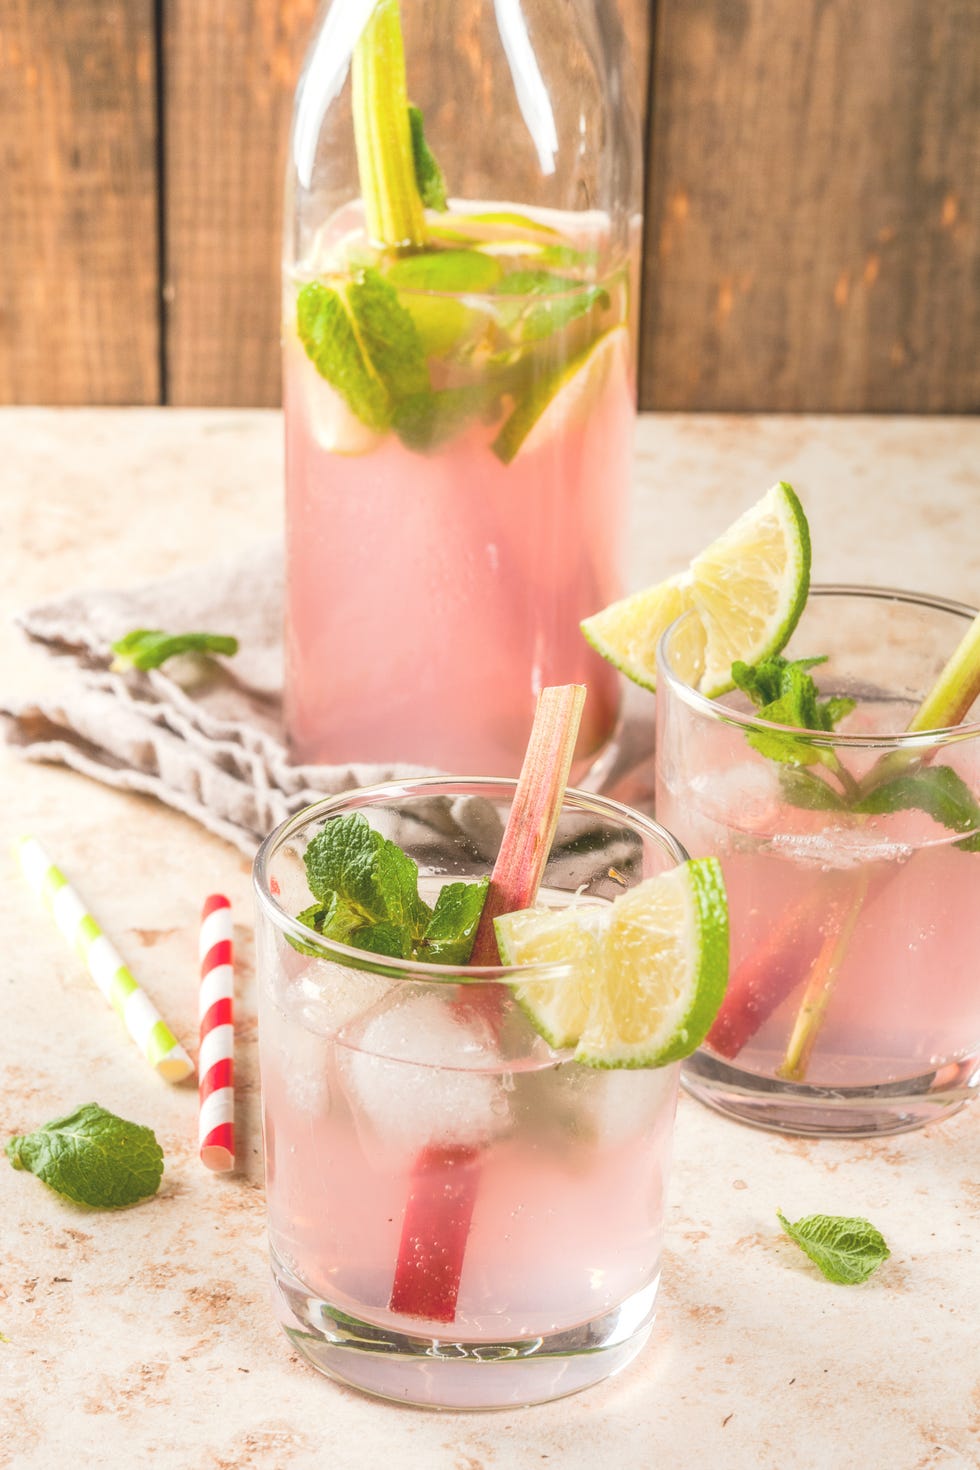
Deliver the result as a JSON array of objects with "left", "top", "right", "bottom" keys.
[
  {"left": 492, "top": 269, "right": 609, "bottom": 344},
  {"left": 732, "top": 655, "right": 855, "bottom": 768},
  {"left": 297, "top": 280, "right": 392, "bottom": 430},
  {"left": 297, "top": 814, "right": 489, "bottom": 963},
  {"left": 778, "top": 768, "right": 850, "bottom": 811},
  {"left": 111, "top": 628, "right": 238, "bottom": 672},
  {"left": 298, "top": 271, "right": 428, "bottom": 428},
  {"left": 6, "top": 1104, "right": 163, "bottom": 1209},
  {"left": 853, "top": 765, "right": 980, "bottom": 850},
  {"left": 732, "top": 654, "right": 826, "bottom": 707},
  {"left": 492, "top": 269, "right": 592, "bottom": 296},
  {"left": 408, "top": 103, "right": 448, "bottom": 211},
  {"left": 777, "top": 1210, "right": 890, "bottom": 1284},
  {"left": 304, "top": 813, "right": 426, "bottom": 932},
  {"left": 347, "top": 268, "right": 429, "bottom": 403},
  {"left": 301, "top": 813, "right": 431, "bottom": 959},
  {"left": 420, "top": 877, "right": 490, "bottom": 963}
]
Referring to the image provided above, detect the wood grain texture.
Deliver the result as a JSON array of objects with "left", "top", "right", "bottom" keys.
[
  {"left": 641, "top": 0, "right": 980, "bottom": 412},
  {"left": 0, "top": 1, "right": 159, "bottom": 404},
  {"left": 163, "top": 0, "right": 317, "bottom": 406}
]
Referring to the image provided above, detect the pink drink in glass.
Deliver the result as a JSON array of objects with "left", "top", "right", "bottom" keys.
[
  {"left": 283, "top": 208, "right": 633, "bottom": 775},
  {"left": 255, "top": 779, "right": 684, "bottom": 1408},
  {"left": 656, "top": 588, "right": 980, "bottom": 1136}
]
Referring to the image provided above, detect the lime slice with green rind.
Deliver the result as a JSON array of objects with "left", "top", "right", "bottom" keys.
[
  {"left": 495, "top": 858, "right": 729, "bottom": 1068},
  {"left": 492, "top": 325, "right": 628, "bottom": 465},
  {"left": 582, "top": 481, "right": 811, "bottom": 698}
]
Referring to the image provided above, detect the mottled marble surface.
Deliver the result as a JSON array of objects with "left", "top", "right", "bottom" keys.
[{"left": 1, "top": 410, "right": 978, "bottom": 1470}]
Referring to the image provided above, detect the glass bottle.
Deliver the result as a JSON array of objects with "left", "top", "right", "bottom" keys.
[{"left": 283, "top": 0, "right": 642, "bottom": 775}]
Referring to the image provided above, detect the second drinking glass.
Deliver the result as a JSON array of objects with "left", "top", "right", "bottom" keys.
[{"left": 656, "top": 586, "right": 980, "bottom": 1137}]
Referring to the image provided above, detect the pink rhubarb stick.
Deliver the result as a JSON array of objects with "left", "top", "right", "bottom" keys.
[{"left": 388, "top": 685, "right": 586, "bottom": 1324}]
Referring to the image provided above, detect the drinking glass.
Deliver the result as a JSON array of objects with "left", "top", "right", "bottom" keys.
[
  {"left": 254, "top": 777, "right": 685, "bottom": 1408},
  {"left": 656, "top": 585, "right": 980, "bottom": 1137}
]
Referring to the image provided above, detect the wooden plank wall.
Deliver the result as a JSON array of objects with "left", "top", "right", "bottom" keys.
[
  {"left": 0, "top": 0, "right": 159, "bottom": 404},
  {"left": 641, "top": 0, "right": 980, "bottom": 412},
  {"left": 0, "top": 1, "right": 976, "bottom": 411}
]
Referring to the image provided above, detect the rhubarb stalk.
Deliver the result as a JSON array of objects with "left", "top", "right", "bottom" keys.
[
  {"left": 388, "top": 685, "right": 587, "bottom": 1323},
  {"left": 352, "top": 0, "right": 427, "bottom": 249},
  {"left": 705, "top": 891, "right": 828, "bottom": 1059}
]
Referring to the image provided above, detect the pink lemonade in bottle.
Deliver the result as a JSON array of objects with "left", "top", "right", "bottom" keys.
[
  {"left": 282, "top": 0, "right": 640, "bottom": 774},
  {"left": 284, "top": 205, "right": 633, "bottom": 775}
]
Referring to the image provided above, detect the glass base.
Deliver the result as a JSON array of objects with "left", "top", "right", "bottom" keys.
[
  {"left": 271, "top": 1252, "right": 659, "bottom": 1409},
  {"left": 682, "top": 1051, "right": 980, "bottom": 1138}
]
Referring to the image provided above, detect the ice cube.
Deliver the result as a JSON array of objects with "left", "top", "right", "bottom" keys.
[
  {"left": 338, "top": 991, "right": 509, "bottom": 1153},
  {"left": 694, "top": 763, "right": 781, "bottom": 834},
  {"left": 530, "top": 1062, "right": 677, "bottom": 1146},
  {"left": 290, "top": 343, "right": 382, "bottom": 455},
  {"left": 265, "top": 962, "right": 393, "bottom": 1115}
]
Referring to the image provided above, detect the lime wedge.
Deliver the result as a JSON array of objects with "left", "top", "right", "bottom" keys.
[
  {"left": 581, "top": 481, "right": 810, "bottom": 697},
  {"left": 495, "top": 858, "right": 729, "bottom": 1068},
  {"left": 492, "top": 325, "right": 628, "bottom": 465}
]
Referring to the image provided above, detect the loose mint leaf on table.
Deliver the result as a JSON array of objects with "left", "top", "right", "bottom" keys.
[
  {"left": 297, "top": 814, "right": 488, "bottom": 963},
  {"left": 408, "top": 103, "right": 448, "bottom": 211},
  {"left": 419, "top": 878, "right": 491, "bottom": 964},
  {"left": 111, "top": 629, "right": 238, "bottom": 672},
  {"left": 777, "top": 1210, "right": 890, "bottom": 1284},
  {"left": 6, "top": 1104, "right": 164, "bottom": 1209},
  {"left": 852, "top": 765, "right": 980, "bottom": 851}
]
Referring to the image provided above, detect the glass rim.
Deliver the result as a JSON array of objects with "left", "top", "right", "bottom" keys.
[
  {"left": 657, "top": 582, "right": 980, "bottom": 749},
  {"left": 253, "top": 774, "right": 688, "bottom": 982}
]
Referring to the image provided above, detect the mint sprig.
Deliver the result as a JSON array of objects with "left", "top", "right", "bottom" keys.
[
  {"left": 6, "top": 1104, "right": 164, "bottom": 1209},
  {"left": 296, "top": 813, "right": 488, "bottom": 963},
  {"left": 851, "top": 764, "right": 980, "bottom": 851},
  {"left": 733, "top": 652, "right": 980, "bottom": 847},
  {"left": 777, "top": 1210, "right": 890, "bottom": 1284},
  {"left": 111, "top": 628, "right": 238, "bottom": 672},
  {"left": 731, "top": 655, "right": 855, "bottom": 769}
]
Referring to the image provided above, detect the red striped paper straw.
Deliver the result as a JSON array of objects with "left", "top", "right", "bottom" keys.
[{"left": 198, "top": 895, "right": 234, "bottom": 1172}]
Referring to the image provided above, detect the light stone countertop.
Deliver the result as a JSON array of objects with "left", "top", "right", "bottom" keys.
[{"left": 1, "top": 409, "right": 978, "bottom": 1470}]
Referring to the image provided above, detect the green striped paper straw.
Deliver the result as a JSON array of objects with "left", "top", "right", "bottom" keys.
[{"left": 15, "top": 836, "right": 194, "bottom": 1083}]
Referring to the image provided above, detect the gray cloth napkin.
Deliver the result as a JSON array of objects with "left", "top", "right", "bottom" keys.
[{"left": 1, "top": 544, "right": 655, "bottom": 854}]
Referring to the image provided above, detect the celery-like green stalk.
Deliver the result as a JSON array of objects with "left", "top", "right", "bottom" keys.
[
  {"left": 908, "top": 608, "right": 980, "bottom": 732},
  {"left": 352, "top": 0, "right": 427, "bottom": 249},
  {"left": 776, "top": 869, "right": 870, "bottom": 1083}
]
